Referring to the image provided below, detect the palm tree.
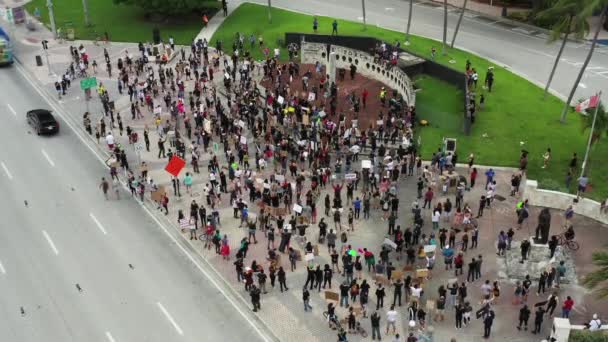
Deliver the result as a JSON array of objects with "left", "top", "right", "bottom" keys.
[
  {"left": 267, "top": 0, "right": 272, "bottom": 23},
  {"left": 580, "top": 101, "right": 607, "bottom": 145},
  {"left": 405, "top": 0, "right": 414, "bottom": 44},
  {"left": 582, "top": 251, "right": 608, "bottom": 299},
  {"left": 536, "top": 0, "right": 589, "bottom": 100},
  {"left": 442, "top": 0, "right": 448, "bottom": 55},
  {"left": 82, "top": 0, "right": 91, "bottom": 26},
  {"left": 559, "top": 2, "right": 608, "bottom": 123},
  {"left": 450, "top": 0, "right": 469, "bottom": 48}
]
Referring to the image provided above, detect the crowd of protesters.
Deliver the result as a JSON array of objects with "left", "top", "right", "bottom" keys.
[{"left": 71, "top": 23, "right": 601, "bottom": 341}]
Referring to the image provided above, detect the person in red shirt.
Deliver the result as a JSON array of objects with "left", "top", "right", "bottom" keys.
[
  {"left": 362, "top": 88, "right": 369, "bottom": 108},
  {"left": 470, "top": 167, "right": 478, "bottom": 188},
  {"left": 423, "top": 187, "right": 434, "bottom": 209},
  {"left": 562, "top": 296, "right": 574, "bottom": 318}
]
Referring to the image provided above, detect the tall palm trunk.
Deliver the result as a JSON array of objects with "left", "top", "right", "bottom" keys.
[
  {"left": 450, "top": 0, "right": 468, "bottom": 48},
  {"left": 267, "top": 0, "right": 272, "bottom": 23},
  {"left": 560, "top": 5, "right": 607, "bottom": 123},
  {"left": 405, "top": 0, "right": 414, "bottom": 43},
  {"left": 544, "top": 19, "right": 570, "bottom": 100},
  {"left": 442, "top": 0, "right": 448, "bottom": 55},
  {"left": 82, "top": 0, "right": 90, "bottom": 26},
  {"left": 361, "top": 0, "right": 367, "bottom": 29}
]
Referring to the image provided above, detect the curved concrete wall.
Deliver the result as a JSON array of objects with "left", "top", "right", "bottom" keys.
[
  {"left": 300, "top": 42, "right": 416, "bottom": 106},
  {"left": 524, "top": 179, "right": 608, "bottom": 224}
]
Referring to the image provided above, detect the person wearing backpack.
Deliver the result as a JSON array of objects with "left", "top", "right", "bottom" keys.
[{"left": 588, "top": 314, "right": 602, "bottom": 331}]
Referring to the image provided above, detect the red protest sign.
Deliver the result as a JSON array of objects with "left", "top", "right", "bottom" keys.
[{"left": 165, "top": 156, "right": 186, "bottom": 177}]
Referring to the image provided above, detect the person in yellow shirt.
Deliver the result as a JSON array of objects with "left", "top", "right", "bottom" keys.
[{"left": 379, "top": 87, "right": 387, "bottom": 107}]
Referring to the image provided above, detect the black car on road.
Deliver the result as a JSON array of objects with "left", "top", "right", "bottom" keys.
[{"left": 27, "top": 109, "right": 59, "bottom": 135}]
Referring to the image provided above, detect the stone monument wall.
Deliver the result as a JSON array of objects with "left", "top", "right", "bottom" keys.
[
  {"left": 300, "top": 42, "right": 416, "bottom": 106},
  {"left": 524, "top": 180, "right": 608, "bottom": 225}
]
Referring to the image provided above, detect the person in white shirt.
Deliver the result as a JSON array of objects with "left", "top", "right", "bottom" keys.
[
  {"left": 432, "top": 209, "right": 441, "bottom": 230},
  {"left": 386, "top": 305, "right": 398, "bottom": 334},
  {"left": 105, "top": 133, "right": 115, "bottom": 150},
  {"left": 481, "top": 280, "right": 493, "bottom": 298},
  {"left": 410, "top": 284, "right": 423, "bottom": 305},
  {"left": 589, "top": 314, "right": 602, "bottom": 331}
]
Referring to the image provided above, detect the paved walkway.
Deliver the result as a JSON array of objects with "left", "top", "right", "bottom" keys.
[
  {"left": 194, "top": 0, "right": 243, "bottom": 42},
  {"left": 5, "top": 9, "right": 608, "bottom": 342}
]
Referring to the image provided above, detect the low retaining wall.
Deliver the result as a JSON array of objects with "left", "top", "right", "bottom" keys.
[
  {"left": 300, "top": 41, "right": 417, "bottom": 106},
  {"left": 285, "top": 33, "right": 470, "bottom": 134},
  {"left": 523, "top": 179, "right": 608, "bottom": 224}
]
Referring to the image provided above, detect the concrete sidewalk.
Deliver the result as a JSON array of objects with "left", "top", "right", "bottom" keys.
[
  {"left": 426, "top": 0, "right": 608, "bottom": 40},
  {"left": 195, "top": 0, "right": 243, "bottom": 42},
  {"left": 5, "top": 9, "right": 608, "bottom": 342}
]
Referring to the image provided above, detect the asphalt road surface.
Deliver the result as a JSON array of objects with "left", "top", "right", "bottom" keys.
[
  {"left": 249, "top": 0, "right": 608, "bottom": 100},
  {"left": 0, "top": 68, "right": 265, "bottom": 342}
]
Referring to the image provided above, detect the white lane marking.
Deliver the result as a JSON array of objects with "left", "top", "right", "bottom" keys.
[
  {"left": 14, "top": 60, "right": 275, "bottom": 342},
  {"left": 157, "top": 302, "right": 184, "bottom": 336},
  {"left": 7, "top": 104, "right": 17, "bottom": 117},
  {"left": 41, "top": 149, "right": 55, "bottom": 167},
  {"left": 0, "top": 260, "right": 6, "bottom": 274},
  {"left": 89, "top": 213, "right": 108, "bottom": 235},
  {"left": 579, "top": 83, "right": 587, "bottom": 89},
  {"left": 105, "top": 331, "right": 116, "bottom": 342},
  {"left": 42, "top": 230, "right": 59, "bottom": 255},
  {"left": 1, "top": 162, "right": 13, "bottom": 180}
]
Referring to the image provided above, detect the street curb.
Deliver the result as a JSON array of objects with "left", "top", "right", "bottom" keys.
[
  {"left": 423, "top": 0, "right": 591, "bottom": 44},
  {"left": 11, "top": 53, "right": 281, "bottom": 342}
]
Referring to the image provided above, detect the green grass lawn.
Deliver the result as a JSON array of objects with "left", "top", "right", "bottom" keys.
[
  {"left": 413, "top": 75, "right": 464, "bottom": 141},
  {"left": 25, "top": 0, "right": 218, "bottom": 44},
  {"left": 211, "top": 3, "right": 608, "bottom": 201}
]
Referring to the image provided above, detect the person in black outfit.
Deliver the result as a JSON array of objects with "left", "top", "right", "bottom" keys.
[
  {"left": 278, "top": 266, "right": 288, "bottom": 292},
  {"left": 455, "top": 303, "right": 464, "bottom": 328},
  {"left": 375, "top": 284, "right": 386, "bottom": 310},
  {"left": 392, "top": 278, "right": 403, "bottom": 306},
  {"left": 517, "top": 305, "right": 530, "bottom": 330},
  {"left": 315, "top": 265, "right": 324, "bottom": 292},
  {"left": 323, "top": 264, "right": 333, "bottom": 289},
  {"left": 370, "top": 311, "right": 381, "bottom": 340},
  {"left": 304, "top": 265, "right": 315, "bottom": 290},
  {"left": 250, "top": 285, "right": 261, "bottom": 312},
  {"left": 532, "top": 306, "right": 546, "bottom": 334},
  {"left": 483, "top": 310, "right": 495, "bottom": 338},
  {"left": 198, "top": 206, "right": 207, "bottom": 228},
  {"left": 546, "top": 292, "right": 558, "bottom": 316},
  {"left": 548, "top": 235, "right": 558, "bottom": 258},
  {"left": 467, "top": 258, "right": 476, "bottom": 282},
  {"left": 537, "top": 271, "right": 548, "bottom": 295}
]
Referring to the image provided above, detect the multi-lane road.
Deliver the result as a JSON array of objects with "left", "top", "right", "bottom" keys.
[{"left": 0, "top": 67, "right": 267, "bottom": 342}]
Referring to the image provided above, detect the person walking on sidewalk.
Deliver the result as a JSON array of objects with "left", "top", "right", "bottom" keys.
[
  {"left": 278, "top": 266, "right": 288, "bottom": 292},
  {"left": 371, "top": 311, "right": 381, "bottom": 340},
  {"left": 516, "top": 304, "right": 530, "bottom": 331},
  {"left": 303, "top": 287, "right": 312, "bottom": 311},
  {"left": 531, "top": 306, "right": 546, "bottom": 334},
  {"left": 250, "top": 285, "right": 261, "bottom": 312},
  {"left": 161, "top": 194, "right": 169, "bottom": 215},
  {"left": 257, "top": 269, "right": 268, "bottom": 294}
]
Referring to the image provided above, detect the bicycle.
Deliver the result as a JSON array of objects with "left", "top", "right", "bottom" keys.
[
  {"left": 322, "top": 311, "right": 342, "bottom": 331},
  {"left": 353, "top": 322, "right": 368, "bottom": 338},
  {"left": 557, "top": 233, "right": 579, "bottom": 251}
]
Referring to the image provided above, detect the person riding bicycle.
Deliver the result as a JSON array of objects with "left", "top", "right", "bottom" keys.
[
  {"left": 327, "top": 303, "right": 339, "bottom": 329},
  {"left": 564, "top": 225, "right": 575, "bottom": 241}
]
